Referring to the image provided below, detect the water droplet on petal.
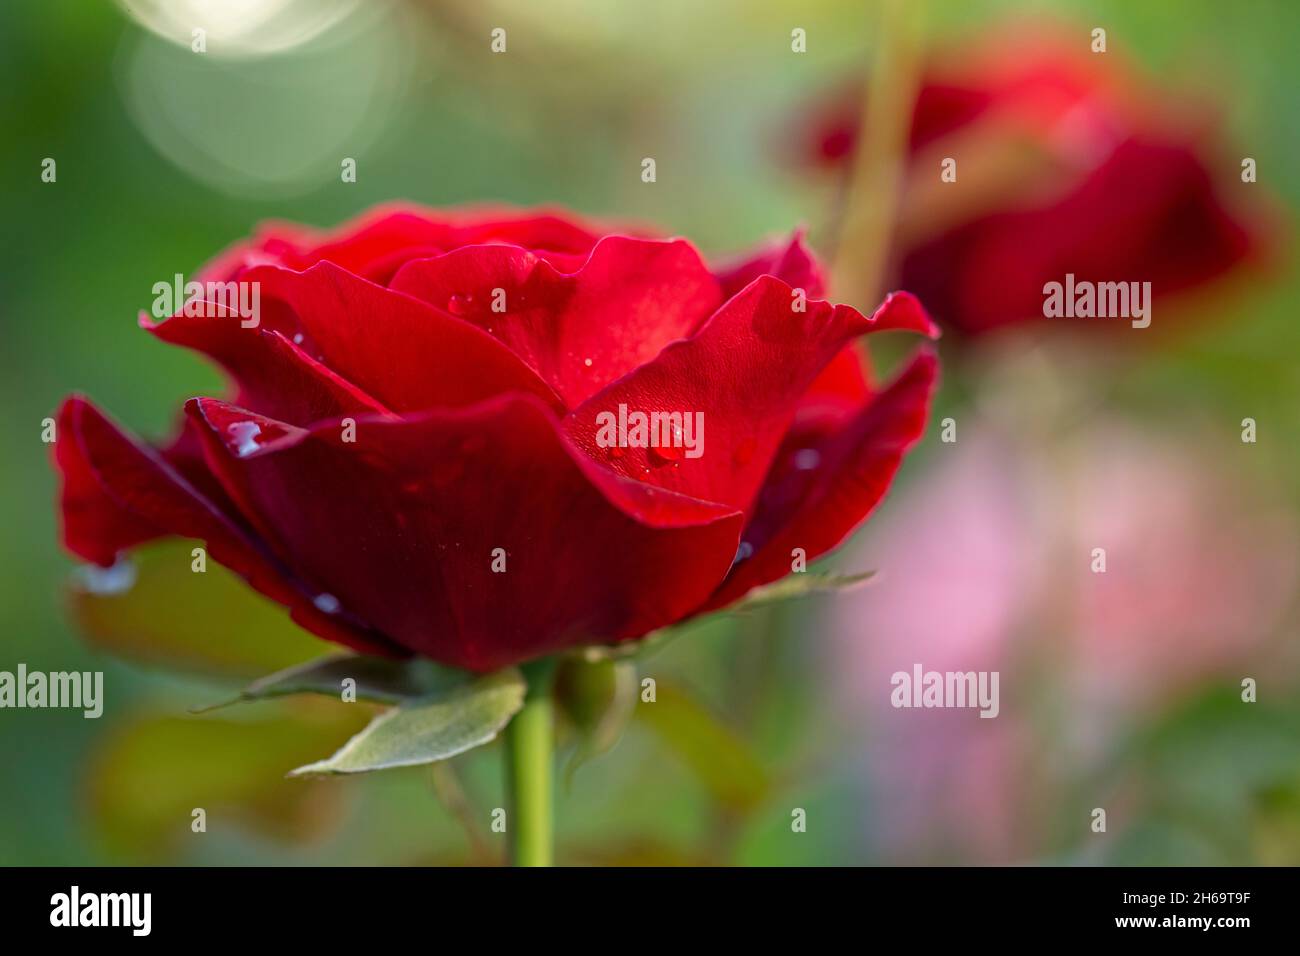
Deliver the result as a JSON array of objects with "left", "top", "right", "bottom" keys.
[
  {"left": 314, "top": 593, "right": 341, "bottom": 614},
  {"left": 793, "top": 448, "right": 821, "bottom": 471},
  {"left": 583, "top": 357, "right": 593, "bottom": 367},
  {"left": 649, "top": 443, "right": 683, "bottom": 466},
  {"left": 227, "top": 421, "right": 264, "bottom": 458},
  {"left": 607, "top": 445, "right": 626, "bottom": 460},
  {"left": 292, "top": 332, "right": 304, "bottom": 345},
  {"left": 76, "top": 558, "right": 138, "bottom": 595},
  {"left": 447, "top": 294, "right": 473, "bottom": 316},
  {"left": 734, "top": 541, "right": 754, "bottom": 563}
]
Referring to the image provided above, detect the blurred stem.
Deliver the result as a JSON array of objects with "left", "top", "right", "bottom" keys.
[
  {"left": 731, "top": 603, "right": 787, "bottom": 732},
  {"left": 429, "top": 761, "right": 493, "bottom": 865},
  {"left": 830, "top": 0, "right": 924, "bottom": 307},
  {"left": 505, "top": 659, "right": 556, "bottom": 867}
]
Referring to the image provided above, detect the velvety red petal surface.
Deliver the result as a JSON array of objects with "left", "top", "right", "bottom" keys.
[
  {"left": 142, "top": 311, "right": 395, "bottom": 426},
  {"left": 247, "top": 261, "right": 565, "bottom": 413},
  {"left": 713, "top": 232, "right": 826, "bottom": 300},
  {"left": 185, "top": 394, "right": 744, "bottom": 671},
  {"left": 199, "top": 205, "right": 612, "bottom": 285},
  {"left": 702, "top": 349, "right": 938, "bottom": 610},
  {"left": 389, "top": 237, "right": 723, "bottom": 407},
  {"left": 56, "top": 401, "right": 166, "bottom": 566},
  {"left": 799, "top": 343, "right": 874, "bottom": 414},
  {"left": 564, "top": 278, "right": 935, "bottom": 517},
  {"left": 54, "top": 397, "right": 402, "bottom": 656},
  {"left": 292, "top": 208, "right": 611, "bottom": 285}
]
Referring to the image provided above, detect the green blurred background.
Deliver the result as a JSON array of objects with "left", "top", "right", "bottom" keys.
[{"left": 2, "top": 0, "right": 1298, "bottom": 865}]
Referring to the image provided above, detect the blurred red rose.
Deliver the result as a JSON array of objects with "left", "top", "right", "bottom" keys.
[
  {"left": 805, "top": 24, "right": 1277, "bottom": 335},
  {"left": 54, "top": 205, "right": 937, "bottom": 671}
]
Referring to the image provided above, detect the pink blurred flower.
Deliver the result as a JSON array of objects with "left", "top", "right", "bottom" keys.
[{"left": 826, "top": 408, "right": 1296, "bottom": 861}]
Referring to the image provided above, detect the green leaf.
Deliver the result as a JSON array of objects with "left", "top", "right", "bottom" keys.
[
  {"left": 729, "top": 570, "right": 875, "bottom": 612},
  {"left": 193, "top": 653, "right": 471, "bottom": 713},
  {"left": 69, "top": 539, "right": 331, "bottom": 679},
  {"left": 289, "top": 669, "right": 527, "bottom": 776}
]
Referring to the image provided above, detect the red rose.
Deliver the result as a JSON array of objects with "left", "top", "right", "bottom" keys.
[
  {"left": 54, "top": 205, "right": 937, "bottom": 671},
  {"left": 805, "top": 24, "right": 1276, "bottom": 334}
]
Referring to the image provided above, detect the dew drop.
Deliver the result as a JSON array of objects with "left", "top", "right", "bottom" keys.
[
  {"left": 734, "top": 541, "right": 754, "bottom": 563},
  {"left": 792, "top": 448, "right": 821, "bottom": 471},
  {"left": 583, "top": 357, "right": 593, "bottom": 367},
  {"left": 76, "top": 558, "right": 138, "bottom": 596},
  {"left": 314, "top": 593, "right": 341, "bottom": 614},
  {"left": 227, "top": 421, "right": 264, "bottom": 458},
  {"left": 447, "top": 294, "right": 473, "bottom": 316},
  {"left": 292, "top": 332, "right": 304, "bottom": 345},
  {"left": 649, "top": 442, "right": 683, "bottom": 465}
]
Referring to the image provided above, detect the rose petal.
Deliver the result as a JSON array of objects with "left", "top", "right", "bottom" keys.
[
  {"left": 200, "top": 205, "right": 611, "bottom": 285},
  {"left": 184, "top": 394, "right": 744, "bottom": 671},
  {"left": 389, "top": 237, "right": 723, "bottom": 407},
  {"left": 247, "top": 261, "right": 565, "bottom": 414},
  {"left": 53, "top": 396, "right": 401, "bottom": 657},
  {"left": 564, "top": 278, "right": 936, "bottom": 516},
  {"left": 142, "top": 311, "right": 395, "bottom": 425},
  {"left": 713, "top": 231, "right": 826, "bottom": 300},
  {"left": 56, "top": 402, "right": 165, "bottom": 566},
  {"left": 800, "top": 343, "right": 873, "bottom": 416},
  {"left": 702, "top": 349, "right": 938, "bottom": 610}
]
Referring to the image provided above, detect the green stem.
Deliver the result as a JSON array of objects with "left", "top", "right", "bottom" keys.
[
  {"left": 830, "top": 0, "right": 924, "bottom": 308},
  {"left": 505, "top": 661, "right": 555, "bottom": 866}
]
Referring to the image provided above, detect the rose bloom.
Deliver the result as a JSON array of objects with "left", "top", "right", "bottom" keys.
[
  {"left": 54, "top": 205, "right": 937, "bottom": 671},
  {"left": 805, "top": 23, "right": 1276, "bottom": 335}
]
